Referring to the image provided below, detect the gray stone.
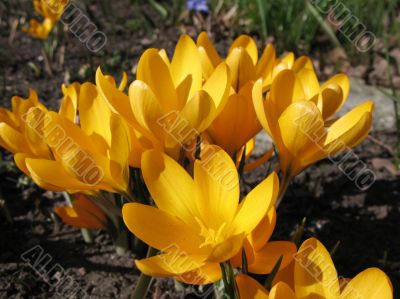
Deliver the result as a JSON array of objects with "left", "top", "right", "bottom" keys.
[
  {"left": 342, "top": 78, "right": 396, "bottom": 131},
  {"left": 254, "top": 131, "right": 273, "bottom": 156}
]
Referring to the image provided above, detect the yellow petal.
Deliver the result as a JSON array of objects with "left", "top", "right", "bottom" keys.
[
  {"left": 296, "top": 68, "right": 320, "bottom": 99},
  {"left": 198, "top": 46, "right": 215, "bottom": 79},
  {"left": 127, "top": 126, "right": 160, "bottom": 167},
  {"left": 16, "top": 154, "right": 69, "bottom": 191},
  {"left": 108, "top": 114, "right": 130, "bottom": 192},
  {"left": 25, "top": 158, "right": 95, "bottom": 192},
  {"left": 194, "top": 145, "right": 239, "bottom": 228},
  {"left": 226, "top": 48, "right": 242, "bottom": 90},
  {"left": 14, "top": 153, "right": 31, "bottom": 176},
  {"left": 226, "top": 48, "right": 255, "bottom": 91},
  {"left": 272, "top": 259, "right": 295, "bottom": 290},
  {"left": 0, "top": 108, "right": 17, "bottom": 129},
  {"left": 256, "top": 44, "right": 276, "bottom": 89},
  {"left": 236, "top": 274, "right": 269, "bottom": 299},
  {"left": 79, "top": 82, "right": 112, "bottom": 145},
  {"left": 278, "top": 101, "right": 325, "bottom": 158},
  {"left": 158, "top": 49, "right": 170, "bottom": 66},
  {"left": 60, "top": 82, "right": 80, "bottom": 120},
  {"left": 321, "top": 73, "right": 350, "bottom": 118},
  {"left": 43, "top": 112, "right": 98, "bottom": 157},
  {"left": 11, "top": 90, "right": 43, "bottom": 128},
  {"left": 208, "top": 233, "right": 245, "bottom": 262},
  {"left": 176, "top": 74, "right": 193, "bottom": 106},
  {"left": 208, "top": 88, "right": 260, "bottom": 157},
  {"left": 118, "top": 72, "right": 128, "bottom": 91},
  {"left": 232, "top": 172, "right": 278, "bottom": 235},
  {"left": 141, "top": 149, "right": 198, "bottom": 226},
  {"left": 23, "top": 107, "right": 51, "bottom": 158},
  {"left": 269, "top": 282, "right": 296, "bottom": 299},
  {"left": 85, "top": 152, "right": 119, "bottom": 192},
  {"left": 122, "top": 203, "right": 203, "bottom": 253},
  {"left": 25, "top": 18, "right": 54, "bottom": 39},
  {"left": 292, "top": 56, "right": 315, "bottom": 73},
  {"left": 238, "top": 50, "right": 257, "bottom": 90},
  {"left": 0, "top": 123, "right": 29, "bottom": 154},
  {"left": 323, "top": 101, "right": 373, "bottom": 155},
  {"left": 252, "top": 79, "right": 271, "bottom": 134},
  {"left": 54, "top": 194, "right": 106, "bottom": 229},
  {"left": 281, "top": 52, "right": 295, "bottom": 68},
  {"left": 294, "top": 237, "right": 340, "bottom": 299},
  {"left": 128, "top": 80, "right": 165, "bottom": 140},
  {"left": 249, "top": 241, "right": 297, "bottom": 275},
  {"left": 96, "top": 67, "right": 136, "bottom": 124},
  {"left": 176, "top": 262, "right": 221, "bottom": 285},
  {"left": 231, "top": 238, "right": 256, "bottom": 268},
  {"left": 319, "top": 83, "right": 343, "bottom": 120},
  {"left": 248, "top": 208, "right": 277, "bottom": 251},
  {"left": 171, "top": 34, "right": 202, "bottom": 99},
  {"left": 137, "top": 49, "right": 179, "bottom": 111},
  {"left": 268, "top": 70, "right": 306, "bottom": 124},
  {"left": 203, "top": 62, "right": 231, "bottom": 116},
  {"left": 179, "top": 90, "right": 216, "bottom": 142},
  {"left": 197, "top": 32, "right": 222, "bottom": 67},
  {"left": 340, "top": 268, "right": 393, "bottom": 299},
  {"left": 136, "top": 253, "right": 207, "bottom": 277},
  {"left": 229, "top": 35, "right": 258, "bottom": 65}
]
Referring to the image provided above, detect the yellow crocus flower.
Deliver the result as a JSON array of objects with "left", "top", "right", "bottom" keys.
[
  {"left": 123, "top": 146, "right": 279, "bottom": 282},
  {"left": 54, "top": 194, "right": 106, "bottom": 229},
  {"left": 15, "top": 82, "right": 131, "bottom": 195},
  {"left": 24, "top": 0, "right": 68, "bottom": 39},
  {"left": 197, "top": 32, "right": 313, "bottom": 158},
  {"left": 0, "top": 89, "right": 51, "bottom": 159},
  {"left": 253, "top": 69, "right": 374, "bottom": 180},
  {"left": 97, "top": 34, "right": 231, "bottom": 161},
  {"left": 175, "top": 202, "right": 297, "bottom": 285},
  {"left": 236, "top": 238, "right": 393, "bottom": 299}
]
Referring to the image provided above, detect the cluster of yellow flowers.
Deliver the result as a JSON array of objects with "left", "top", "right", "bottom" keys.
[
  {"left": 0, "top": 33, "right": 391, "bottom": 298},
  {"left": 24, "top": 0, "right": 69, "bottom": 39}
]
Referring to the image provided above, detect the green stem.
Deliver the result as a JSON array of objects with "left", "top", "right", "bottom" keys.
[
  {"left": 81, "top": 228, "right": 93, "bottom": 244},
  {"left": 130, "top": 247, "right": 158, "bottom": 299},
  {"left": 220, "top": 261, "right": 240, "bottom": 299},
  {"left": 274, "top": 172, "right": 291, "bottom": 209},
  {"left": 256, "top": 0, "right": 267, "bottom": 42},
  {"left": 213, "top": 280, "right": 224, "bottom": 299},
  {"left": 238, "top": 145, "right": 247, "bottom": 181},
  {"left": 41, "top": 41, "right": 53, "bottom": 76},
  {"left": 114, "top": 229, "right": 129, "bottom": 255}
]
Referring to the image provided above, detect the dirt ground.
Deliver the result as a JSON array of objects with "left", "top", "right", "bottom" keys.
[{"left": 0, "top": 1, "right": 399, "bottom": 298}]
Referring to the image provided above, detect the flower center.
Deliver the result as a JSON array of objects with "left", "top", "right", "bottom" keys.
[{"left": 195, "top": 217, "right": 228, "bottom": 248}]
